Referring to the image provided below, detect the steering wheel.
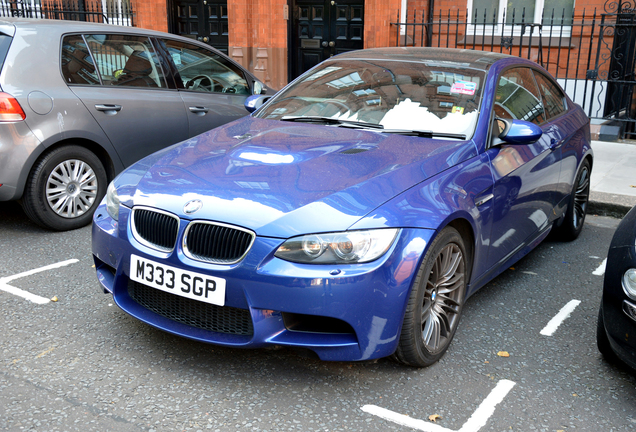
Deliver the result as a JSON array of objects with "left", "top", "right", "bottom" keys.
[{"left": 185, "top": 75, "right": 221, "bottom": 92}]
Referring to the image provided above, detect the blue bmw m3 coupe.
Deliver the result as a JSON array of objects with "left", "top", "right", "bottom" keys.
[{"left": 92, "top": 48, "right": 592, "bottom": 367}]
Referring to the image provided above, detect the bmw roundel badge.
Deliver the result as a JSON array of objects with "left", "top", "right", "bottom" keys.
[{"left": 183, "top": 199, "right": 203, "bottom": 214}]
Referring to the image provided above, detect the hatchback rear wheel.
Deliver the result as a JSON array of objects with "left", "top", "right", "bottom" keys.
[{"left": 22, "top": 145, "right": 107, "bottom": 231}]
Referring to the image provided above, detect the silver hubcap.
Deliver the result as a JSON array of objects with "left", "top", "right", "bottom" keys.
[
  {"left": 421, "top": 243, "right": 465, "bottom": 353},
  {"left": 46, "top": 159, "right": 98, "bottom": 218}
]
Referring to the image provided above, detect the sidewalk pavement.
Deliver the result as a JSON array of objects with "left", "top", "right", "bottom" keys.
[{"left": 589, "top": 140, "right": 636, "bottom": 218}]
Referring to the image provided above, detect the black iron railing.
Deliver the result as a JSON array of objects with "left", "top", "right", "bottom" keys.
[
  {"left": 0, "top": 0, "right": 134, "bottom": 26},
  {"left": 393, "top": 1, "right": 636, "bottom": 139}
]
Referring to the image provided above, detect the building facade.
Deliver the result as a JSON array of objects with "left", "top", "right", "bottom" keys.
[{"left": 135, "top": 0, "right": 403, "bottom": 90}]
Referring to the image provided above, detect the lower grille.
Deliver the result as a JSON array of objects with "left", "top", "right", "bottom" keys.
[{"left": 127, "top": 281, "right": 254, "bottom": 336}]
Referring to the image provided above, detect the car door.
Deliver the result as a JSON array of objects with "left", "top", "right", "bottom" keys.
[
  {"left": 67, "top": 33, "right": 189, "bottom": 168},
  {"left": 485, "top": 67, "right": 562, "bottom": 266},
  {"left": 532, "top": 71, "right": 571, "bottom": 209},
  {"left": 158, "top": 38, "right": 253, "bottom": 137}
]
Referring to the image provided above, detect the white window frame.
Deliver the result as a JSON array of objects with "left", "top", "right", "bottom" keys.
[
  {"left": 101, "top": 0, "right": 132, "bottom": 26},
  {"left": 466, "top": 0, "right": 572, "bottom": 38}
]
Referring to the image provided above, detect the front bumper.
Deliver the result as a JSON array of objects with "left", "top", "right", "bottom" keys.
[
  {"left": 92, "top": 203, "right": 434, "bottom": 361},
  {"left": 600, "top": 243, "right": 636, "bottom": 370}
]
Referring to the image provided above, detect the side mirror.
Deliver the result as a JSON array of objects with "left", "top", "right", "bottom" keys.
[
  {"left": 496, "top": 118, "right": 542, "bottom": 144},
  {"left": 253, "top": 80, "right": 265, "bottom": 95},
  {"left": 244, "top": 94, "right": 271, "bottom": 113}
]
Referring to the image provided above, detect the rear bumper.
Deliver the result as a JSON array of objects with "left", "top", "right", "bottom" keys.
[{"left": 0, "top": 121, "right": 41, "bottom": 201}]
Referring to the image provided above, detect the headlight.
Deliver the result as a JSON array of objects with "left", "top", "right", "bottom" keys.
[
  {"left": 106, "top": 181, "right": 120, "bottom": 221},
  {"left": 623, "top": 268, "right": 636, "bottom": 300},
  {"left": 275, "top": 229, "right": 399, "bottom": 264}
]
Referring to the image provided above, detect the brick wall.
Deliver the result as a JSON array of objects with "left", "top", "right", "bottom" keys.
[
  {"left": 364, "top": 0, "right": 401, "bottom": 48},
  {"left": 228, "top": 0, "right": 288, "bottom": 90},
  {"left": 135, "top": 0, "right": 169, "bottom": 32}
]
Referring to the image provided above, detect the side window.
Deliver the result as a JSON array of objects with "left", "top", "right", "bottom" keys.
[
  {"left": 83, "top": 34, "right": 167, "bottom": 88},
  {"left": 494, "top": 68, "right": 545, "bottom": 125},
  {"left": 61, "top": 35, "right": 101, "bottom": 85},
  {"left": 161, "top": 39, "right": 250, "bottom": 95},
  {"left": 533, "top": 72, "right": 567, "bottom": 120}
]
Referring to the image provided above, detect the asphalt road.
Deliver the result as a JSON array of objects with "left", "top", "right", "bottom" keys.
[{"left": 1, "top": 200, "right": 635, "bottom": 432}]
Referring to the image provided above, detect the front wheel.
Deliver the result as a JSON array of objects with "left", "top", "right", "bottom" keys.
[
  {"left": 394, "top": 226, "right": 467, "bottom": 367},
  {"left": 21, "top": 145, "right": 107, "bottom": 231}
]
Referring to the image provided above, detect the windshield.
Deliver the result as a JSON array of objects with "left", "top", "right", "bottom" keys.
[{"left": 255, "top": 59, "right": 486, "bottom": 138}]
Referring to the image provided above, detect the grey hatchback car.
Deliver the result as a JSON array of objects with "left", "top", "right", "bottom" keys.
[{"left": 0, "top": 18, "right": 271, "bottom": 230}]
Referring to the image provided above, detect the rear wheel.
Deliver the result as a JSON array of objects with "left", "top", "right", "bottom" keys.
[
  {"left": 555, "top": 159, "right": 590, "bottom": 241},
  {"left": 21, "top": 145, "right": 107, "bottom": 231},
  {"left": 394, "top": 227, "right": 467, "bottom": 367}
]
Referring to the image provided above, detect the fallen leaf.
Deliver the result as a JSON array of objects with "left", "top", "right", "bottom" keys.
[
  {"left": 509, "top": 267, "right": 515, "bottom": 270},
  {"left": 429, "top": 414, "right": 442, "bottom": 422},
  {"left": 484, "top": 360, "right": 489, "bottom": 363},
  {"left": 630, "top": 185, "right": 636, "bottom": 188},
  {"left": 50, "top": 296, "right": 58, "bottom": 302},
  {"left": 497, "top": 351, "right": 510, "bottom": 357}
]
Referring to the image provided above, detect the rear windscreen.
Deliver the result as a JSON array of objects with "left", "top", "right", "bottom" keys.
[{"left": 0, "top": 33, "right": 12, "bottom": 76}]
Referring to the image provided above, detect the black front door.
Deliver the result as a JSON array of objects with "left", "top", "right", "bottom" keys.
[
  {"left": 291, "top": 0, "right": 364, "bottom": 79},
  {"left": 172, "top": 0, "right": 228, "bottom": 54}
]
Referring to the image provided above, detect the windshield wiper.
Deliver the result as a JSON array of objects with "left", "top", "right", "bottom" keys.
[
  {"left": 280, "top": 116, "right": 384, "bottom": 130},
  {"left": 381, "top": 129, "right": 467, "bottom": 140}
]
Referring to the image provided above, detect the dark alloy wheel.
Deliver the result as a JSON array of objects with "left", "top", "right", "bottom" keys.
[
  {"left": 556, "top": 159, "right": 590, "bottom": 241},
  {"left": 394, "top": 226, "right": 467, "bottom": 367}
]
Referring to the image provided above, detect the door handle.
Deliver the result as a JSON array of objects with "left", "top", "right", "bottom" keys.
[
  {"left": 189, "top": 106, "right": 209, "bottom": 115},
  {"left": 549, "top": 138, "right": 563, "bottom": 151},
  {"left": 95, "top": 104, "right": 122, "bottom": 114},
  {"left": 329, "top": 41, "right": 335, "bottom": 47}
]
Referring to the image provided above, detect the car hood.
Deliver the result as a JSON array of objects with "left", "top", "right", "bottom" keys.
[{"left": 125, "top": 117, "right": 477, "bottom": 238}]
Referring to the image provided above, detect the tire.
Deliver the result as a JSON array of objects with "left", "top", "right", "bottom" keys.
[
  {"left": 21, "top": 145, "right": 107, "bottom": 231},
  {"left": 394, "top": 226, "right": 467, "bottom": 367},
  {"left": 597, "top": 303, "right": 619, "bottom": 363},
  {"left": 555, "top": 159, "right": 590, "bottom": 241}
]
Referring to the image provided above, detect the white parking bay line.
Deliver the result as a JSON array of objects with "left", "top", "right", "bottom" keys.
[
  {"left": 0, "top": 259, "right": 79, "bottom": 304},
  {"left": 361, "top": 380, "right": 516, "bottom": 432},
  {"left": 540, "top": 299, "right": 581, "bottom": 336},
  {"left": 593, "top": 258, "right": 607, "bottom": 276}
]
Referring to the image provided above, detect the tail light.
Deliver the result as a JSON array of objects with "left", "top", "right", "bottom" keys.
[{"left": 0, "top": 92, "right": 26, "bottom": 122}]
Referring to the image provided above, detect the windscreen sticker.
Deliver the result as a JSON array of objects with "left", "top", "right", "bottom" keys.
[
  {"left": 171, "top": 52, "right": 182, "bottom": 66},
  {"left": 450, "top": 81, "right": 477, "bottom": 95}
]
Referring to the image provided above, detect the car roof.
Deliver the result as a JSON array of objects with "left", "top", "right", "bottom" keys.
[
  {"left": 332, "top": 47, "right": 515, "bottom": 71},
  {"left": 0, "top": 17, "right": 176, "bottom": 39}
]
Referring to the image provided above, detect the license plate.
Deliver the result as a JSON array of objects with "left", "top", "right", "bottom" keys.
[{"left": 129, "top": 254, "right": 225, "bottom": 306}]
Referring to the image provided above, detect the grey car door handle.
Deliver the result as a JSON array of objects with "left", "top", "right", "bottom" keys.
[
  {"left": 95, "top": 104, "right": 122, "bottom": 114},
  {"left": 188, "top": 106, "right": 209, "bottom": 115}
]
